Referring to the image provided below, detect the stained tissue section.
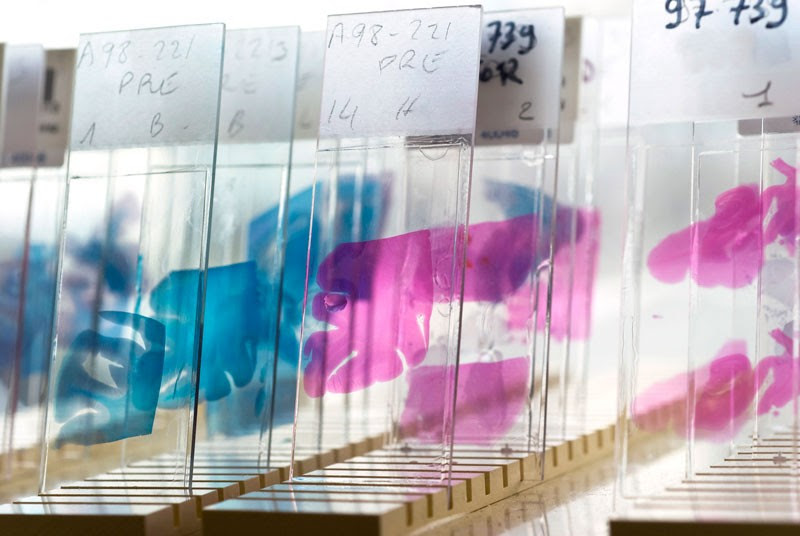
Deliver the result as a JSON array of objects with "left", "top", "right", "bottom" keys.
[
  {"left": 0, "top": 244, "right": 59, "bottom": 403},
  {"left": 149, "top": 262, "right": 259, "bottom": 406},
  {"left": 302, "top": 198, "right": 601, "bottom": 399},
  {"left": 54, "top": 312, "right": 165, "bottom": 446},
  {"left": 636, "top": 158, "right": 800, "bottom": 440},
  {"left": 633, "top": 330, "right": 800, "bottom": 441},
  {"left": 247, "top": 179, "right": 388, "bottom": 382},
  {"left": 303, "top": 228, "right": 438, "bottom": 398},
  {"left": 647, "top": 158, "right": 797, "bottom": 288},
  {"left": 398, "top": 358, "right": 530, "bottom": 442},
  {"left": 50, "top": 178, "right": 386, "bottom": 445},
  {"left": 302, "top": 218, "right": 540, "bottom": 398},
  {"left": 46, "top": 175, "right": 600, "bottom": 445},
  {"left": 506, "top": 207, "right": 600, "bottom": 340},
  {"left": 754, "top": 329, "right": 798, "bottom": 415}
]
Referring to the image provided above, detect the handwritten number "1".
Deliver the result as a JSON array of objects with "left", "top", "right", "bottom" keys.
[
  {"left": 228, "top": 110, "right": 245, "bottom": 138},
  {"left": 80, "top": 122, "right": 96, "bottom": 145},
  {"left": 742, "top": 81, "right": 773, "bottom": 107}
]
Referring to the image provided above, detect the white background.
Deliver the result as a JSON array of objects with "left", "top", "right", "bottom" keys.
[
  {"left": 2, "top": 0, "right": 630, "bottom": 48},
  {"left": 630, "top": 0, "right": 800, "bottom": 123}
]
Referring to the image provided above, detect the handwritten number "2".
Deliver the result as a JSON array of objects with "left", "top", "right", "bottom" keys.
[
  {"left": 518, "top": 102, "right": 534, "bottom": 121},
  {"left": 150, "top": 112, "right": 164, "bottom": 138}
]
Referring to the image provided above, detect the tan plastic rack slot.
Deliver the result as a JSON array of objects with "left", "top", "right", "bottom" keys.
[
  {"left": 203, "top": 423, "right": 619, "bottom": 535},
  {"left": 0, "top": 426, "right": 387, "bottom": 536},
  {"left": 612, "top": 434, "right": 800, "bottom": 535}
]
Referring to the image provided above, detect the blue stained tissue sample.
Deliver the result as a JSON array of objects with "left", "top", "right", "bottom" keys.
[
  {"left": 247, "top": 179, "right": 387, "bottom": 363},
  {"left": 147, "top": 267, "right": 202, "bottom": 410},
  {"left": 0, "top": 244, "right": 59, "bottom": 407},
  {"left": 205, "top": 178, "right": 388, "bottom": 435},
  {"left": 49, "top": 176, "right": 387, "bottom": 445},
  {"left": 53, "top": 311, "right": 165, "bottom": 446},
  {"left": 483, "top": 179, "right": 555, "bottom": 224},
  {"left": 148, "top": 262, "right": 259, "bottom": 410}
]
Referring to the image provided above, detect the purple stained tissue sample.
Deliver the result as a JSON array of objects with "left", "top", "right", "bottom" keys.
[
  {"left": 633, "top": 339, "right": 753, "bottom": 440},
  {"left": 636, "top": 159, "right": 800, "bottom": 440},
  {"left": 398, "top": 357, "right": 530, "bottom": 442},
  {"left": 303, "top": 208, "right": 600, "bottom": 398},
  {"left": 303, "top": 215, "right": 542, "bottom": 398},
  {"left": 506, "top": 208, "right": 600, "bottom": 341},
  {"left": 647, "top": 158, "right": 797, "bottom": 288},
  {"left": 301, "top": 195, "right": 602, "bottom": 443},
  {"left": 634, "top": 329, "right": 800, "bottom": 441},
  {"left": 754, "top": 329, "right": 799, "bottom": 416},
  {"left": 303, "top": 227, "right": 438, "bottom": 398}
]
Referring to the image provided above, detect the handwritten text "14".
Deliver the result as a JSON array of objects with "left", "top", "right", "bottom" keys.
[{"left": 328, "top": 95, "right": 421, "bottom": 130}]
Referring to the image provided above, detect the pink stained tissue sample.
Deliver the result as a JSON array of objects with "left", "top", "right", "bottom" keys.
[
  {"left": 302, "top": 215, "right": 535, "bottom": 398},
  {"left": 302, "top": 228, "right": 437, "bottom": 398},
  {"left": 633, "top": 330, "right": 800, "bottom": 440},
  {"left": 506, "top": 207, "right": 600, "bottom": 340},
  {"left": 754, "top": 329, "right": 799, "bottom": 416},
  {"left": 547, "top": 208, "right": 600, "bottom": 340},
  {"left": 647, "top": 158, "right": 797, "bottom": 289},
  {"left": 302, "top": 205, "right": 601, "bottom": 398},
  {"left": 636, "top": 158, "right": 800, "bottom": 440},
  {"left": 633, "top": 339, "right": 753, "bottom": 440},
  {"left": 397, "top": 357, "right": 530, "bottom": 442}
]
